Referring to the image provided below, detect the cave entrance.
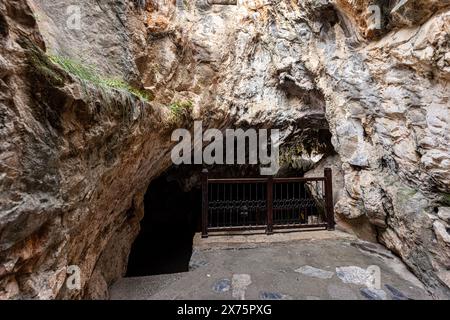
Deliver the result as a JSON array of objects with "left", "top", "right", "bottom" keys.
[
  {"left": 125, "top": 165, "right": 272, "bottom": 277},
  {"left": 126, "top": 168, "right": 201, "bottom": 277},
  {"left": 125, "top": 124, "right": 335, "bottom": 277}
]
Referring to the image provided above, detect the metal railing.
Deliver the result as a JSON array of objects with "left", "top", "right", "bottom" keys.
[{"left": 201, "top": 168, "right": 335, "bottom": 237}]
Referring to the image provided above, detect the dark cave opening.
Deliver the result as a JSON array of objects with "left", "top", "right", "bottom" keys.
[
  {"left": 126, "top": 169, "right": 202, "bottom": 277},
  {"left": 124, "top": 164, "right": 275, "bottom": 278}
]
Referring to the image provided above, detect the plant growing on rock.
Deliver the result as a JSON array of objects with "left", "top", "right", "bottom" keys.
[
  {"left": 165, "top": 100, "right": 194, "bottom": 128},
  {"left": 48, "top": 55, "right": 153, "bottom": 102}
]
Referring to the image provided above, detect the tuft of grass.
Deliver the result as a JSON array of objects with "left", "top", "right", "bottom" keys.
[
  {"left": 24, "top": 41, "right": 66, "bottom": 86},
  {"left": 48, "top": 55, "right": 152, "bottom": 102},
  {"left": 169, "top": 100, "right": 193, "bottom": 116},
  {"left": 439, "top": 193, "right": 450, "bottom": 206}
]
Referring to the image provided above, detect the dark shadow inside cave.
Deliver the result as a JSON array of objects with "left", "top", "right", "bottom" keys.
[
  {"left": 125, "top": 169, "right": 201, "bottom": 277},
  {"left": 124, "top": 163, "right": 269, "bottom": 278}
]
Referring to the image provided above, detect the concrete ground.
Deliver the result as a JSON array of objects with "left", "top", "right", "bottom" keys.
[{"left": 110, "top": 230, "right": 434, "bottom": 300}]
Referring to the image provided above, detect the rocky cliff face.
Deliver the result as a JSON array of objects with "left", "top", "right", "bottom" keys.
[{"left": 0, "top": 0, "right": 449, "bottom": 299}]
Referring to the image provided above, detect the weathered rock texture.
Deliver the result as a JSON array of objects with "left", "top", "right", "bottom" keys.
[{"left": 0, "top": 0, "right": 449, "bottom": 299}]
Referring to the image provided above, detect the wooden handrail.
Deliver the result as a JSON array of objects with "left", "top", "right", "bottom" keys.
[{"left": 207, "top": 177, "right": 325, "bottom": 183}]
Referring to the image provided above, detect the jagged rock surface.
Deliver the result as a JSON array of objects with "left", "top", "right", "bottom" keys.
[{"left": 0, "top": 0, "right": 449, "bottom": 299}]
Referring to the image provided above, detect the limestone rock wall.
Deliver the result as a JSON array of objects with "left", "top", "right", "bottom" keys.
[
  {"left": 0, "top": 0, "right": 176, "bottom": 299},
  {"left": 0, "top": 0, "right": 449, "bottom": 299}
]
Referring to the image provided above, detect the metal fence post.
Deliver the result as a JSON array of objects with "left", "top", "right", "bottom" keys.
[
  {"left": 324, "top": 168, "right": 335, "bottom": 230},
  {"left": 266, "top": 176, "right": 274, "bottom": 235},
  {"left": 202, "top": 169, "right": 209, "bottom": 238}
]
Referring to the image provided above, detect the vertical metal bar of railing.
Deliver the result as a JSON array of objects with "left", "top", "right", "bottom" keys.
[
  {"left": 324, "top": 168, "right": 335, "bottom": 230},
  {"left": 202, "top": 169, "right": 209, "bottom": 238},
  {"left": 266, "top": 176, "right": 274, "bottom": 234}
]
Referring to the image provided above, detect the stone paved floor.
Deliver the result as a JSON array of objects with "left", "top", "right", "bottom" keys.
[{"left": 110, "top": 231, "right": 434, "bottom": 300}]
